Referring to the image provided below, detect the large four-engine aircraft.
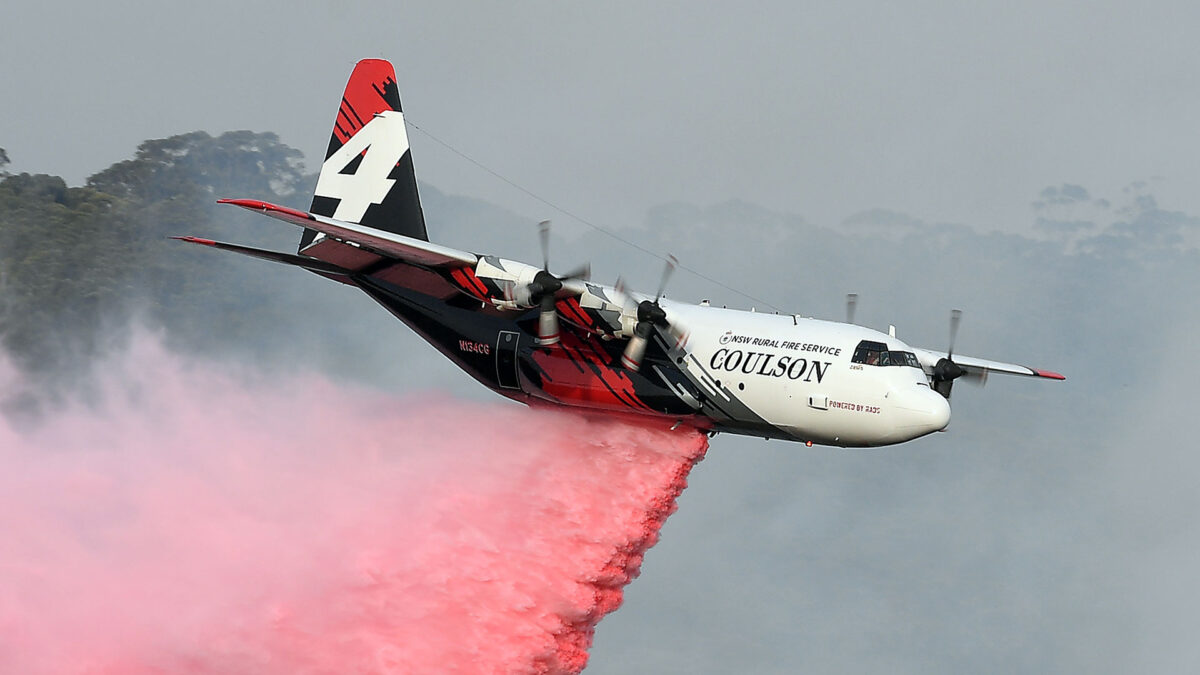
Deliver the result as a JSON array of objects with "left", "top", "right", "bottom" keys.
[{"left": 177, "top": 59, "right": 1063, "bottom": 447}]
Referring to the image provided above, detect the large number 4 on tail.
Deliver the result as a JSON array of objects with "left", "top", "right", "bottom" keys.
[{"left": 312, "top": 110, "right": 410, "bottom": 223}]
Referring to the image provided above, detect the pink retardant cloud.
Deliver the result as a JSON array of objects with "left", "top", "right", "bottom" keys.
[{"left": 0, "top": 336, "right": 708, "bottom": 674}]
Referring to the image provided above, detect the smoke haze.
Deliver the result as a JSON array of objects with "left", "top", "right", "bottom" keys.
[{"left": 0, "top": 334, "right": 707, "bottom": 674}]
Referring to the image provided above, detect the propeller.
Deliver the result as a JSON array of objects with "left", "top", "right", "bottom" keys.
[
  {"left": 522, "top": 220, "right": 589, "bottom": 347},
  {"left": 930, "top": 309, "right": 966, "bottom": 399},
  {"left": 539, "top": 219, "right": 551, "bottom": 271},
  {"left": 530, "top": 270, "right": 564, "bottom": 346},
  {"left": 619, "top": 256, "right": 687, "bottom": 372},
  {"left": 846, "top": 293, "right": 858, "bottom": 324}
]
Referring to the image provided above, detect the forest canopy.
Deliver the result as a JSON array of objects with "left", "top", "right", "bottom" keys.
[{"left": 0, "top": 132, "right": 316, "bottom": 399}]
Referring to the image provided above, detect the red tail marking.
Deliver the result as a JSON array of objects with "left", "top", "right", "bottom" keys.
[{"left": 331, "top": 59, "right": 399, "bottom": 148}]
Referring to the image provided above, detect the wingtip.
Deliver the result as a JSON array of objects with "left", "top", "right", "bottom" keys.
[
  {"left": 218, "top": 198, "right": 313, "bottom": 221},
  {"left": 217, "top": 197, "right": 265, "bottom": 208},
  {"left": 1034, "top": 369, "right": 1066, "bottom": 381},
  {"left": 171, "top": 236, "right": 216, "bottom": 246}
]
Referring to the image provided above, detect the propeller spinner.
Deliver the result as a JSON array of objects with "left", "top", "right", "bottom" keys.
[
  {"left": 930, "top": 309, "right": 966, "bottom": 398},
  {"left": 520, "top": 220, "right": 588, "bottom": 346},
  {"left": 618, "top": 256, "right": 687, "bottom": 372}
]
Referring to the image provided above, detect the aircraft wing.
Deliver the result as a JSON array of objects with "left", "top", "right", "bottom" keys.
[
  {"left": 217, "top": 198, "right": 478, "bottom": 269},
  {"left": 912, "top": 348, "right": 1065, "bottom": 381}
]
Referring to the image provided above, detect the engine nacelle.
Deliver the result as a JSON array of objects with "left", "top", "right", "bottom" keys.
[{"left": 473, "top": 255, "right": 544, "bottom": 310}]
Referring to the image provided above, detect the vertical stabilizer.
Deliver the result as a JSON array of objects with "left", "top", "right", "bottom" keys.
[{"left": 302, "top": 59, "right": 428, "bottom": 251}]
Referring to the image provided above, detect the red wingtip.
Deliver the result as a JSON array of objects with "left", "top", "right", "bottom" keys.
[
  {"left": 171, "top": 236, "right": 216, "bottom": 246},
  {"left": 218, "top": 198, "right": 313, "bottom": 221},
  {"left": 217, "top": 198, "right": 268, "bottom": 209},
  {"left": 1034, "top": 369, "right": 1066, "bottom": 380}
]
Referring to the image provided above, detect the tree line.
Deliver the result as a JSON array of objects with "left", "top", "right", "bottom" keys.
[{"left": 0, "top": 132, "right": 316, "bottom": 402}]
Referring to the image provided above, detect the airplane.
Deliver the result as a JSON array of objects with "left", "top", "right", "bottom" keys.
[{"left": 176, "top": 58, "right": 1064, "bottom": 448}]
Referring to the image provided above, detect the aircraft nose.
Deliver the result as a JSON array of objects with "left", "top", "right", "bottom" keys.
[
  {"left": 926, "top": 391, "right": 951, "bottom": 432},
  {"left": 894, "top": 387, "right": 951, "bottom": 437}
]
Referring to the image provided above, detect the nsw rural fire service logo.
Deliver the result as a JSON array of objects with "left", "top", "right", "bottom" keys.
[{"left": 719, "top": 330, "right": 734, "bottom": 345}]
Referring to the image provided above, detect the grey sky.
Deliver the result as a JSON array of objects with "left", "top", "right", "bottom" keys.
[{"left": 5, "top": 1, "right": 1200, "bottom": 233}]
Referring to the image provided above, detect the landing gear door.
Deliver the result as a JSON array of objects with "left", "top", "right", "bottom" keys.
[{"left": 496, "top": 330, "right": 521, "bottom": 390}]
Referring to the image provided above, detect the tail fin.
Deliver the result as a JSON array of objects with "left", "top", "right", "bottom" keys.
[{"left": 302, "top": 59, "right": 428, "bottom": 251}]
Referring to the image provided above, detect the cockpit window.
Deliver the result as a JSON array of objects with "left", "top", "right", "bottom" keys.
[
  {"left": 852, "top": 341, "right": 921, "bottom": 369},
  {"left": 852, "top": 340, "right": 887, "bottom": 365},
  {"left": 884, "top": 351, "right": 922, "bottom": 368}
]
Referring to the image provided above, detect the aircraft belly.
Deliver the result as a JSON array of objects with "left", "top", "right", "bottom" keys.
[
  {"left": 355, "top": 275, "right": 702, "bottom": 421},
  {"left": 371, "top": 263, "right": 462, "bottom": 299},
  {"left": 522, "top": 332, "right": 700, "bottom": 418},
  {"left": 354, "top": 275, "right": 519, "bottom": 394},
  {"left": 651, "top": 338, "right": 793, "bottom": 440}
]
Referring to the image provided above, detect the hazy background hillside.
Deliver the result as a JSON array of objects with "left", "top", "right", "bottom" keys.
[{"left": 2, "top": 129, "right": 1197, "bottom": 671}]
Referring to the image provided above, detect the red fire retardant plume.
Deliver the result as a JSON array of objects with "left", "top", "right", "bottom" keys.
[{"left": 0, "top": 337, "right": 708, "bottom": 674}]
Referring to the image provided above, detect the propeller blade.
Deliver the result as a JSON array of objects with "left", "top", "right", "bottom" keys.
[
  {"left": 961, "top": 368, "right": 988, "bottom": 387},
  {"left": 948, "top": 309, "right": 962, "bottom": 360},
  {"left": 536, "top": 292, "right": 560, "bottom": 346},
  {"left": 608, "top": 276, "right": 637, "bottom": 317},
  {"left": 613, "top": 276, "right": 632, "bottom": 304},
  {"left": 560, "top": 262, "right": 591, "bottom": 282},
  {"left": 617, "top": 256, "right": 681, "bottom": 368},
  {"left": 846, "top": 293, "right": 858, "bottom": 324},
  {"left": 931, "top": 310, "right": 966, "bottom": 399},
  {"left": 666, "top": 320, "right": 691, "bottom": 351},
  {"left": 538, "top": 219, "right": 551, "bottom": 271},
  {"left": 654, "top": 255, "right": 678, "bottom": 303}
]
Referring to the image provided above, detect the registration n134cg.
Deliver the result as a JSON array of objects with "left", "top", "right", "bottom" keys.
[{"left": 178, "top": 59, "right": 1064, "bottom": 448}]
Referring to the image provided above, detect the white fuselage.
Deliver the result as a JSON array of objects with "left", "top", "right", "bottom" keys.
[{"left": 660, "top": 301, "right": 951, "bottom": 447}]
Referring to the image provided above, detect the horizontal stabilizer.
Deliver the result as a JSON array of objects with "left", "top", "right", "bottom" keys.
[
  {"left": 171, "top": 236, "right": 352, "bottom": 276},
  {"left": 218, "top": 198, "right": 477, "bottom": 269}
]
